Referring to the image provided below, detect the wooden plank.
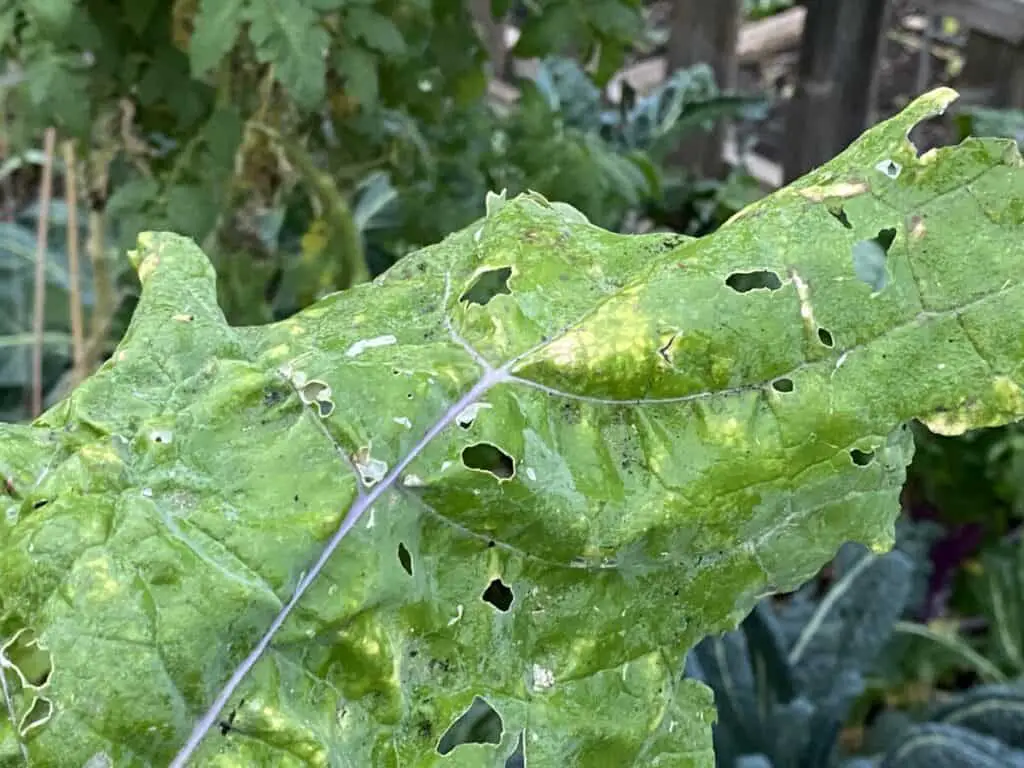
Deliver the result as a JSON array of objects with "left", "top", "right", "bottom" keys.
[
  {"left": 503, "top": 5, "right": 807, "bottom": 101},
  {"left": 782, "top": 0, "right": 891, "bottom": 183},
  {"left": 469, "top": 0, "right": 508, "bottom": 78},
  {"left": 723, "top": 129, "right": 783, "bottom": 189},
  {"left": 960, "top": 28, "right": 1024, "bottom": 107},
  {"left": 932, "top": 0, "right": 1024, "bottom": 44},
  {"left": 663, "top": 0, "right": 744, "bottom": 177},
  {"left": 737, "top": 5, "right": 808, "bottom": 60},
  {"left": 606, "top": 6, "right": 805, "bottom": 100}
]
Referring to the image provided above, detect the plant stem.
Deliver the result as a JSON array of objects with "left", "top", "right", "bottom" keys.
[{"left": 253, "top": 123, "right": 370, "bottom": 289}]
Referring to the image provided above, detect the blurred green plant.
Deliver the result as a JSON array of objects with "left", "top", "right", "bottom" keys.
[
  {"left": 1, "top": 2, "right": 768, "bottom": 423},
  {"left": 955, "top": 105, "right": 1024, "bottom": 146},
  {"left": 686, "top": 542, "right": 915, "bottom": 767},
  {"left": 871, "top": 684, "right": 1024, "bottom": 767}
]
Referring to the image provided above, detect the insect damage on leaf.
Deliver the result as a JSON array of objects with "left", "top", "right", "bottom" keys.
[{"left": 0, "top": 88, "right": 1022, "bottom": 767}]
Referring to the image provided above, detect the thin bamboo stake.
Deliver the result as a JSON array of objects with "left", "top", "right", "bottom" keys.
[
  {"left": 62, "top": 140, "right": 86, "bottom": 385},
  {"left": 61, "top": 140, "right": 87, "bottom": 385},
  {"left": 84, "top": 144, "right": 114, "bottom": 370},
  {"left": 30, "top": 127, "right": 57, "bottom": 418}
]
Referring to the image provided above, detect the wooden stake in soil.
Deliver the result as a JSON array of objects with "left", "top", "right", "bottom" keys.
[
  {"left": 783, "top": 0, "right": 891, "bottom": 183},
  {"left": 62, "top": 140, "right": 86, "bottom": 386},
  {"left": 665, "top": 0, "right": 743, "bottom": 178}
]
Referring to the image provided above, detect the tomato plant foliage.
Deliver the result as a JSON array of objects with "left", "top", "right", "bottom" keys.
[{"left": 2, "top": 89, "right": 1024, "bottom": 765}]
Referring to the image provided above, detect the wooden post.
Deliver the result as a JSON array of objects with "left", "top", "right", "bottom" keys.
[
  {"left": 782, "top": 0, "right": 891, "bottom": 183},
  {"left": 934, "top": 0, "right": 1024, "bottom": 108},
  {"left": 665, "top": 0, "right": 743, "bottom": 178},
  {"left": 963, "top": 31, "right": 1024, "bottom": 107},
  {"left": 469, "top": 0, "right": 508, "bottom": 79}
]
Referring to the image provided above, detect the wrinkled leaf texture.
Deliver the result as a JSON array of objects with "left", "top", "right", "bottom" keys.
[{"left": 1, "top": 89, "right": 1024, "bottom": 766}]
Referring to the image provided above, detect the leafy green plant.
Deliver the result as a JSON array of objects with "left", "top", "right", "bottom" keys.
[
  {"left": 901, "top": 534, "right": 1024, "bottom": 686},
  {"left": 0, "top": 0, "right": 643, "bottom": 301},
  {"left": 2, "top": 88, "right": 1024, "bottom": 765},
  {"left": 0, "top": 216, "right": 89, "bottom": 421},
  {"left": 955, "top": 106, "right": 1024, "bottom": 146},
  {"left": 968, "top": 538, "right": 1024, "bottom": 676},
  {"left": 686, "top": 518, "right": 1013, "bottom": 768},
  {"left": 871, "top": 684, "right": 1024, "bottom": 766},
  {"left": 908, "top": 421, "right": 1024, "bottom": 531},
  {"left": 1, "top": 0, "right": 755, "bottom": 347},
  {"left": 474, "top": 57, "right": 766, "bottom": 235},
  {"left": 687, "top": 543, "right": 914, "bottom": 768}
]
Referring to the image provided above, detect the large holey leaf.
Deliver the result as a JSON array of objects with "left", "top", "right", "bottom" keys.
[{"left": 1, "top": 88, "right": 1023, "bottom": 766}]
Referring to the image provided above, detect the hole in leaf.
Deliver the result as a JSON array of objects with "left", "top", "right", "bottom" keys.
[
  {"left": 725, "top": 269, "right": 782, "bottom": 293},
  {"left": 875, "top": 228, "right": 897, "bottom": 251},
  {"left": 436, "top": 696, "right": 503, "bottom": 755},
  {"left": 462, "top": 443, "right": 515, "bottom": 479},
  {"left": 850, "top": 448, "right": 875, "bottom": 466},
  {"left": 771, "top": 378, "right": 794, "bottom": 393},
  {"left": 506, "top": 732, "right": 526, "bottom": 767},
  {"left": 456, "top": 403, "right": 491, "bottom": 430},
  {"left": 851, "top": 228, "right": 896, "bottom": 292},
  {"left": 874, "top": 158, "right": 902, "bottom": 179},
  {"left": 460, "top": 267, "right": 512, "bottom": 306},
  {"left": 2, "top": 628, "right": 52, "bottom": 688},
  {"left": 18, "top": 696, "right": 52, "bottom": 735},
  {"left": 908, "top": 115, "right": 953, "bottom": 156},
  {"left": 482, "top": 578, "right": 514, "bottom": 611},
  {"left": 817, "top": 327, "right": 834, "bottom": 347},
  {"left": 398, "top": 543, "right": 413, "bottom": 576},
  {"left": 827, "top": 204, "right": 852, "bottom": 229}
]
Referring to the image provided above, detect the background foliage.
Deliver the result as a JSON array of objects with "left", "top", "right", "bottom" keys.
[
  {"left": 0, "top": 0, "right": 765, "bottom": 420},
  {"left": 4, "top": 1, "right": 1024, "bottom": 765}
]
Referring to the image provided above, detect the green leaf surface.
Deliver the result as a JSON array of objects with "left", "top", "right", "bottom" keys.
[
  {"left": 24, "top": 0, "right": 75, "bottom": 36},
  {"left": 512, "top": 5, "right": 585, "bottom": 59},
  {"left": 586, "top": 0, "right": 642, "bottom": 41},
  {"left": 2, "top": 89, "right": 1024, "bottom": 766},
  {"left": 245, "top": 0, "right": 328, "bottom": 108},
  {"left": 188, "top": 0, "right": 246, "bottom": 77},
  {"left": 345, "top": 7, "right": 407, "bottom": 56},
  {"left": 333, "top": 46, "right": 379, "bottom": 109}
]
